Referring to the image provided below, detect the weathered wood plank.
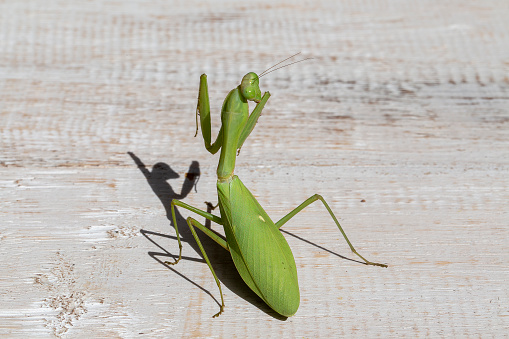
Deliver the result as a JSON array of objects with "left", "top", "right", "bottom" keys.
[{"left": 1, "top": 0, "right": 508, "bottom": 337}]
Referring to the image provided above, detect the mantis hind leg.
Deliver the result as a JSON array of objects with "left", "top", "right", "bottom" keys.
[
  {"left": 166, "top": 199, "right": 226, "bottom": 265},
  {"left": 275, "top": 194, "right": 387, "bottom": 268}
]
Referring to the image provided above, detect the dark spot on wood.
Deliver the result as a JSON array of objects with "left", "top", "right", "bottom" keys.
[{"left": 400, "top": 88, "right": 415, "bottom": 95}]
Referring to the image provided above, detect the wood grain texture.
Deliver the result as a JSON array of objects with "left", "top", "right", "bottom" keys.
[{"left": 1, "top": 0, "right": 508, "bottom": 337}]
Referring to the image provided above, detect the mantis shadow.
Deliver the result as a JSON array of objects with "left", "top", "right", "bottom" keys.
[
  {"left": 280, "top": 229, "right": 368, "bottom": 266},
  {"left": 128, "top": 152, "right": 286, "bottom": 320}
]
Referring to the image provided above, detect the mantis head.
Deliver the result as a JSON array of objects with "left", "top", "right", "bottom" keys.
[
  {"left": 239, "top": 53, "right": 312, "bottom": 104},
  {"left": 240, "top": 72, "right": 262, "bottom": 103}
]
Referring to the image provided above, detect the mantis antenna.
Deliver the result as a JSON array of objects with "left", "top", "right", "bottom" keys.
[
  {"left": 259, "top": 52, "right": 314, "bottom": 78},
  {"left": 259, "top": 52, "right": 302, "bottom": 76}
]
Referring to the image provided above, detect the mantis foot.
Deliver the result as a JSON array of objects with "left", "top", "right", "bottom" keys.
[
  {"left": 212, "top": 305, "right": 225, "bottom": 318},
  {"left": 164, "top": 246, "right": 183, "bottom": 266},
  {"left": 365, "top": 261, "right": 388, "bottom": 268},
  {"left": 352, "top": 250, "right": 388, "bottom": 268},
  {"left": 164, "top": 257, "right": 181, "bottom": 266},
  {"left": 205, "top": 201, "right": 219, "bottom": 210}
]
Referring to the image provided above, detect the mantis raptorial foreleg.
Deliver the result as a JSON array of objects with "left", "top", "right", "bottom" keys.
[
  {"left": 275, "top": 194, "right": 388, "bottom": 268},
  {"left": 196, "top": 74, "right": 222, "bottom": 154},
  {"left": 236, "top": 91, "right": 271, "bottom": 154}
]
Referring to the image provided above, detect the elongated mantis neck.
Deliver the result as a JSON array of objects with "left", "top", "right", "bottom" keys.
[{"left": 215, "top": 86, "right": 248, "bottom": 183}]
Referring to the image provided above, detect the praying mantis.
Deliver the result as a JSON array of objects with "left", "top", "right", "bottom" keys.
[{"left": 166, "top": 54, "right": 387, "bottom": 318}]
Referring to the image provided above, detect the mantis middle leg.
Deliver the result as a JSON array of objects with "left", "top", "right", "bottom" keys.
[
  {"left": 275, "top": 194, "right": 387, "bottom": 268},
  {"left": 166, "top": 199, "right": 225, "bottom": 265},
  {"left": 165, "top": 199, "right": 229, "bottom": 317}
]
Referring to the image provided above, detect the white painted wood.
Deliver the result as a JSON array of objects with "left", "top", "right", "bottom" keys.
[{"left": 1, "top": 0, "right": 508, "bottom": 337}]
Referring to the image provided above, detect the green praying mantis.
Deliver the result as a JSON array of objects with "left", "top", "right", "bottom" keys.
[{"left": 166, "top": 54, "right": 387, "bottom": 318}]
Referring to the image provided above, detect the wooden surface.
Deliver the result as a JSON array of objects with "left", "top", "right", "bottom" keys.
[{"left": 1, "top": 0, "right": 508, "bottom": 337}]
